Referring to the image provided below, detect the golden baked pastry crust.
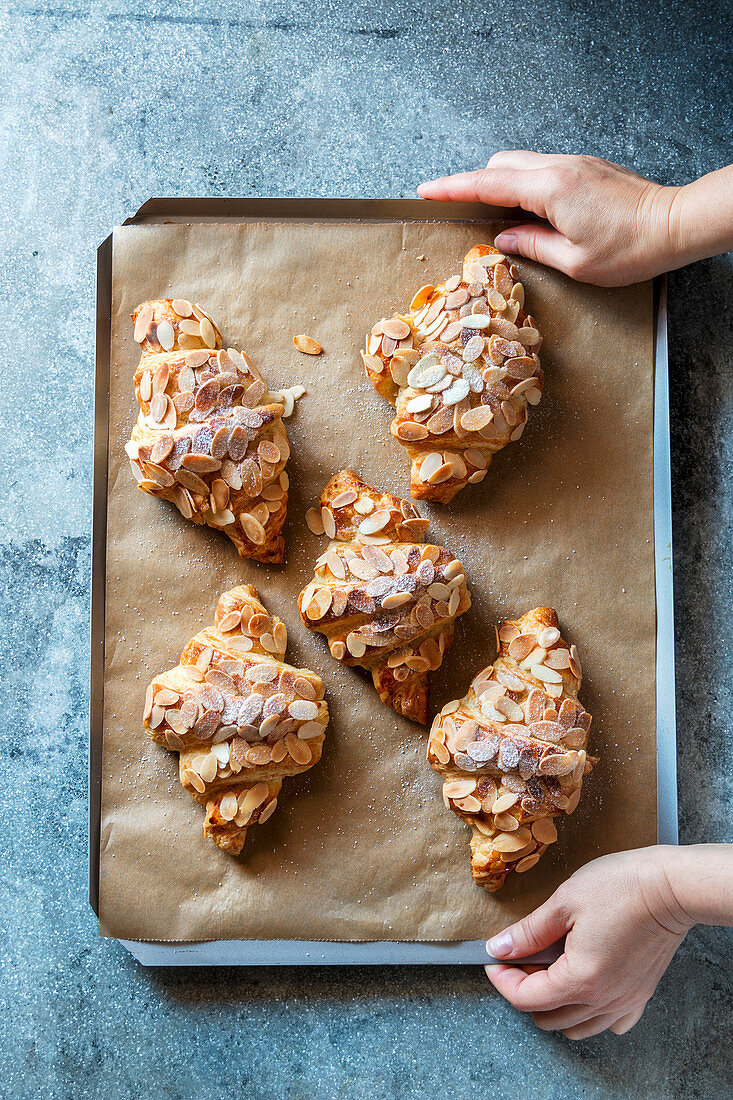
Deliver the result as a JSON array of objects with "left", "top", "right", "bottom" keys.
[
  {"left": 427, "top": 608, "right": 596, "bottom": 891},
  {"left": 299, "top": 469, "right": 471, "bottom": 724},
  {"left": 143, "top": 584, "right": 328, "bottom": 855},
  {"left": 126, "top": 298, "right": 290, "bottom": 563},
  {"left": 362, "top": 246, "right": 543, "bottom": 502}
]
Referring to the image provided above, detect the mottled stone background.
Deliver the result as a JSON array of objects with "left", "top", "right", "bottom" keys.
[{"left": 1, "top": 1, "right": 731, "bottom": 1097}]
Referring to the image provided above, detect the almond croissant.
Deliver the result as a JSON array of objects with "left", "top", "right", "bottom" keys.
[
  {"left": 362, "top": 246, "right": 543, "bottom": 503},
  {"left": 427, "top": 608, "right": 596, "bottom": 891},
  {"left": 299, "top": 469, "right": 471, "bottom": 724},
  {"left": 126, "top": 298, "right": 290, "bottom": 563},
  {"left": 144, "top": 585, "right": 328, "bottom": 855}
]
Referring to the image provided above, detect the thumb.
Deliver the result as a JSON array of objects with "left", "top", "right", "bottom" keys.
[
  {"left": 486, "top": 895, "right": 571, "bottom": 960},
  {"left": 494, "top": 224, "right": 577, "bottom": 275}
]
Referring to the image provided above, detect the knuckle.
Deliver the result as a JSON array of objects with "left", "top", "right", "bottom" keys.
[
  {"left": 476, "top": 167, "right": 498, "bottom": 196},
  {"left": 574, "top": 974, "right": 602, "bottom": 1004}
]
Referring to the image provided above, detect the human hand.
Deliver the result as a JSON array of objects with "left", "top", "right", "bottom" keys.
[
  {"left": 418, "top": 152, "right": 682, "bottom": 286},
  {"left": 484, "top": 847, "right": 693, "bottom": 1039}
]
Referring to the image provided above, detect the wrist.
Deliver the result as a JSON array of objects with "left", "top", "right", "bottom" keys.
[
  {"left": 636, "top": 846, "right": 696, "bottom": 936},
  {"left": 662, "top": 844, "right": 733, "bottom": 930},
  {"left": 665, "top": 167, "right": 733, "bottom": 269}
]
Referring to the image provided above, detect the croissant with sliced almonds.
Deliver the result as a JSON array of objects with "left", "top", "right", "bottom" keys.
[
  {"left": 427, "top": 608, "right": 596, "bottom": 891},
  {"left": 299, "top": 469, "right": 471, "bottom": 724},
  {"left": 144, "top": 585, "right": 329, "bottom": 855},
  {"left": 362, "top": 246, "right": 543, "bottom": 503},
  {"left": 125, "top": 298, "right": 291, "bottom": 563}
]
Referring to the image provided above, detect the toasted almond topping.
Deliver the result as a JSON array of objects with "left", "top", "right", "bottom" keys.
[
  {"left": 156, "top": 320, "right": 175, "bottom": 351},
  {"left": 133, "top": 305, "right": 154, "bottom": 344},
  {"left": 444, "top": 779, "right": 477, "bottom": 798},
  {"left": 240, "top": 513, "right": 266, "bottom": 545},
  {"left": 538, "top": 626, "right": 561, "bottom": 648},
  {"left": 358, "top": 510, "right": 390, "bottom": 535},
  {"left": 410, "top": 284, "right": 434, "bottom": 310},
  {"left": 569, "top": 644, "right": 583, "bottom": 679},
  {"left": 382, "top": 318, "right": 411, "bottom": 340},
  {"left": 532, "top": 818, "right": 558, "bottom": 844},
  {"left": 321, "top": 506, "right": 336, "bottom": 539},
  {"left": 293, "top": 333, "right": 322, "bottom": 355},
  {"left": 515, "top": 852, "right": 541, "bottom": 873},
  {"left": 396, "top": 421, "right": 429, "bottom": 442},
  {"left": 305, "top": 507, "right": 324, "bottom": 535}
]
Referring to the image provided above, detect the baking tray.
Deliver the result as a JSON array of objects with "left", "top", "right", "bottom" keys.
[{"left": 90, "top": 199, "right": 677, "bottom": 966}]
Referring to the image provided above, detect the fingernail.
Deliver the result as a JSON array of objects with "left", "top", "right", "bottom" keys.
[
  {"left": 494, "top": 232, "right": 517, "bottom": 252},
  {"left": 486, "top": 930, "right": 513, "bottom": 958}
]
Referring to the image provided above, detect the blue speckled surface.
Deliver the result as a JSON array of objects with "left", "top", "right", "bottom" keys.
[{"left": 2, "top": 1, "right": 731, "bottom": 1096}]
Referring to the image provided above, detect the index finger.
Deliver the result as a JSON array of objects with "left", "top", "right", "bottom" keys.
[{"left": 417, "top": 168, "right": 550, "bottom": 218}]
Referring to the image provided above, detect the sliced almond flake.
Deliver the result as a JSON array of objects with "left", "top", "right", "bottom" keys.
[
  {"left": 407, "top": 360, "right": 445, "bottom": 390},
  {"left": 288, "top": 700, "right": 319, "bottom": 722},
  {"left": 138, "top": 371, "right": 153, "bottom": 404},
  {"left": 328, "top": 490, "right": 356, "bottom": 510},
  {"left": 538, "top": 751, "right": 577, "bottom": 777},
  {"left": 240, "top": 513, "right": 266, "bottom": 545},
  {"left": 358, "top": 510, "right": 390, "bottom": 535},
  {"left": 134, "top": 305, "right": 154, "bottom": 344},
  {"left": 503, "top": 355, "right": 536, "bottom": 380},
  {"left": 518, "top": 326, "right": 540, "bottom": 347},
  {"left": 382, "top": 318, "right": 411, "bottom": 340},
  {"left": 321, "top": 551, "right": 343, "bottom": 580},
  {"left": 199, "top": 317, "right": 217, "bottom": 348},
  {"left": 153, "top": 687, "right": 180, "bottom": 708},
  {"left": 143, "top": 683, "right": 155, "bottom": 722},
  {"left": 302, "top": 508, "right": 324, "bottom": 539},
  {"left": 510, "top": 283, "right": 525, "bottom": 308},
  {"left": 544, "top": 647, "right": 571, "bottom": 671},
  {"left": 420, "top": 312, "right": 449, "bottom": 341},
  {"left": 320, "top": 506, "right": 336, "bottom": 539},
  {"left": 538, "top": 626, "right": 561, "bottom": 648},
  {"left": 501, "top": 399, "right": 518, "bottom": 426},
  {"left": 405, "top": 393, "right": 434, "bottom": 415},
  {"left": 429, "top": 737, "right": 450, "bottom": 764},
  {"left": 515, "top": 852, "right": 540, "bottom": 873},
  {"left": 380, "top": 591, "right": 411, "bottom": 610},
  {"left": 521, "top": 646, "right": 547, "bottom": 668},
  {"left": 396, "top": 421, "right": 428, "bottom": 444},
  {"left": 152, "top": 363, "right": 170, "bottom": 396},
  {"left": 427, "top": 461, "right": 452, "bottom": 485},
  {"left": 444, "top": 778, "right": 477, "bottom": 799},
  {"left": 218, "top": 792, "right": 238, "bottom": 821},
  {"left": 442, "top": 378, "right": 470, "bottom": 406},
  {"left": 460, "top": 406, "right": 494, "bottom": 432},
  {"left": 531, "top": 663, "right": 563, "bottom": 684},
  {"left": 419, "top": 452, "right": 443, "bottom": 483},
  {"left": 476, "top": 252, "right": 504, "bottom": 269},
  {"left": 410, "top": 284, "right": 434, "bottom": 310},
  {"left": 508, "top": 633, "right": 535, "bottom": 660},
  {"left": 217, "top": 610, "right": 241, "bottom": 634},
  {"left": 156, "top": 320, "right": 175, "bottom": 351},
  {"left": 569, "top": 645, "right": 583, "bottom": 679},
  {"left": 345, "top": 632, "right": 366, "bottom": 658},
  {"left": 492, "top": 791, "right": 520, "bottom": 814},
  {"left": 459, "top": 314, "right": 492, "bottom": 330}
]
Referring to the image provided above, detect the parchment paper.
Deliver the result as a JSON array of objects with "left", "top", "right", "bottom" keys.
[{"left": 98, "top": 218, "right": 656, "bottom": 942}]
